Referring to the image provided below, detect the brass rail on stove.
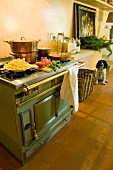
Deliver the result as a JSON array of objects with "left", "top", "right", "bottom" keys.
[
  {"left": 23, "top": 63, "right": 84, "bottom": 92},
  {"left": 17, "top": 63, "right": 84, "bottom": 108},
  {"left": 17, "top": 83, "right": 62, "bottom": 108},
  {"left": 23, "top": 70, "right": 68, "bottom": 92}
]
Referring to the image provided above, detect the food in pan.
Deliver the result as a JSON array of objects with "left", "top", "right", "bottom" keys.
[{"left": 4, "top": 58, "right": 31, "bottom": 71}]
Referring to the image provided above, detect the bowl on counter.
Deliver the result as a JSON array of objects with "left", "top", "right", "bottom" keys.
[{"left": 48, "top": 52, "right": 70, "bottom": 61}]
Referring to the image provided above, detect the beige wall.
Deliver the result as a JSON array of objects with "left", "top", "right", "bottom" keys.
[
  {"left": 0, "top": 0, "right": 109, "bottom": 58},
  {"left": 0, "top": 0, "right": 73, "bottom": 57}
]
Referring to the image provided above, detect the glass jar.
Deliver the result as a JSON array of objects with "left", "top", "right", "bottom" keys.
[
  {"left": 67, "top": 38, "right": 76, "bottom": 52},
  {"left": 62, "top": 37, "right": 69, "bottom": 53},
  {"left": 57, "top": 33, "right": 64, "bottom": 53},
  {"left": 50, "top": 35, "right": 57, "bottom": 52}
]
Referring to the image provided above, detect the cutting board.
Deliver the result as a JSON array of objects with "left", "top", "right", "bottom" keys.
[{"left": 38, "top": 66, "right": 53, "bottom": 72}]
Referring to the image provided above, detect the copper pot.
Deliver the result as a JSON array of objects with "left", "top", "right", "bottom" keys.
[
  {"left": 5, "top": 37, "right": 41, "bottom": 53},
  {"left": 10, "top": 51, "right": 38, "bottom": 63}
]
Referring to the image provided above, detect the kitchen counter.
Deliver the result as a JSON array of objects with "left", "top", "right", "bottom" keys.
[
  {"left": 70, "top": 49, "right": 101, "bottom": 60},
  {"left": 70, "top": 49, "right": 102, "bottom": 69}
]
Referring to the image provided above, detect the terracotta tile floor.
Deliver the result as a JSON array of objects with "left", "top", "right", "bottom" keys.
[{"left": 1, "top": 70, "right": 113, "bottom": 170}]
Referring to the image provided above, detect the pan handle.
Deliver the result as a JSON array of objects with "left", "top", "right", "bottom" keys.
[
  {"left": 9, "top": 53, "right": 19, "bottom": 58},
  {"left": 4, "top": 40, "right": 11, "bottom": 44},
  {"left": 9, "top": 53, "right": 15, "bottom": 56}
]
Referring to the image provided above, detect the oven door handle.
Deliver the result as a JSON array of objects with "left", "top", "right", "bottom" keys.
[{"left": 17, "top": 83, "right": 62, "bottom": 108}]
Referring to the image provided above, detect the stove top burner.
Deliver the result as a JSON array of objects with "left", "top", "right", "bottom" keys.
[
  {"left": 1, "top": 69, "right": 37, "bottom": 81},
  {"left": 0, "top": 60, "right": 71, "bottom": 79},
  {"left": 0, "top": 60, "right": 80, "bottom": 84}
]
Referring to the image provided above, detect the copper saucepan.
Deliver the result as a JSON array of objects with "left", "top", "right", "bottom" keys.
[{"left": 37, "top": 48, "right": 51, "bottom": 60}]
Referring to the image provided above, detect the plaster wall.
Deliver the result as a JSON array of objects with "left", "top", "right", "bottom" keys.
[{"left": 0, "top": 0, "right": 109, "bottom": 57}]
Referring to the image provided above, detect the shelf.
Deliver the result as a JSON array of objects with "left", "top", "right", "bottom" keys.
[{"left": 75, "top": 0, "right": 113, "bottom": 11}]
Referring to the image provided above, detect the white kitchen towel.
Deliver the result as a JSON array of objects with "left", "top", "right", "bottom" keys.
[{"left": 60, "top": 65, "right": 79, "bottom": 112}]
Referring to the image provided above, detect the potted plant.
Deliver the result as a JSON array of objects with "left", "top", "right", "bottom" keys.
[{"left": 80, "top": 35, "right": 112, "bottom": 59}]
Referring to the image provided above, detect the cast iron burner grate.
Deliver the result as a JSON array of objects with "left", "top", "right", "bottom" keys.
[{"left": 1, "top": 69, "right": 37, "bottom": 81}]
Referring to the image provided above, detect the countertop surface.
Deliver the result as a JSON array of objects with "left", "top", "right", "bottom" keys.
[{"left": 70, "top": 49, "right": 101, "bottom": 60}]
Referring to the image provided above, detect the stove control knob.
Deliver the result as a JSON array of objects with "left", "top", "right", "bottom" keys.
[
  {"left": 34, "top": 130, "right": 38, "bottom": 141},
  {"left": 23, "top": 87, "right": 28, "bottom": 94}
]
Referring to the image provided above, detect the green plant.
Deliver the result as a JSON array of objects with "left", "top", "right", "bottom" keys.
[
  {"left": 80, "top": 36, "right": 112, "bottom": 59},
  {"left": 48, "top": 60, "right": 63, "bottom": 71}
]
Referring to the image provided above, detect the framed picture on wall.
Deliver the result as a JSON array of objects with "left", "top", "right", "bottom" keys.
[{"left": 74, "top": 3, "right": 96, "bottom": 38}]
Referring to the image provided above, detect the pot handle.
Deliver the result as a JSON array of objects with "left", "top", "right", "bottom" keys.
[
  {"left": 9, "top": 53, "right": 17, "bottom": 57},
  {"left": 37, "top": 39, "right": 41, "bottom": 42},
  {"left": 20, "top": 37, "right": 41, "bottom": 42},
  {"left": 20, "top": 37, "right": 26, "bottom": 40},
  {"left": 4, "top": 40, "right": 11, "bottom": 44}
]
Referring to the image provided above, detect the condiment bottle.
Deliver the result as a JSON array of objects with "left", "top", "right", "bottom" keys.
[
  {"left": 57, "top": 33, "right": 64, "bottom": 53},
  {"left": 67, "top": 38, "right": 76, "bottom": 53}
]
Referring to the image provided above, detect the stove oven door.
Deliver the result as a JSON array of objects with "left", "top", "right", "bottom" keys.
[
  {"left": 34, "top": 93, "right": 56, "bottom": 138},
  {"left": 34, "top": 91, "right": 71, "bottom": 141}
]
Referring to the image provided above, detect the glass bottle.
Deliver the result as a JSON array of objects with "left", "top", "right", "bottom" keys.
[
  {"left": 57, "top": 33, "right": 64, "bottom": 53},
  {"left": 50, "top": 35, "right": 57, "bottom": 52},
  {"left": 62, "top": 37, "right": 69, "bottom": 53}
]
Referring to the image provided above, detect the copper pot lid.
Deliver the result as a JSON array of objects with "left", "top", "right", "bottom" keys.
[{"left": 5, "top": 37, "right": 41, "bottom": 43}]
